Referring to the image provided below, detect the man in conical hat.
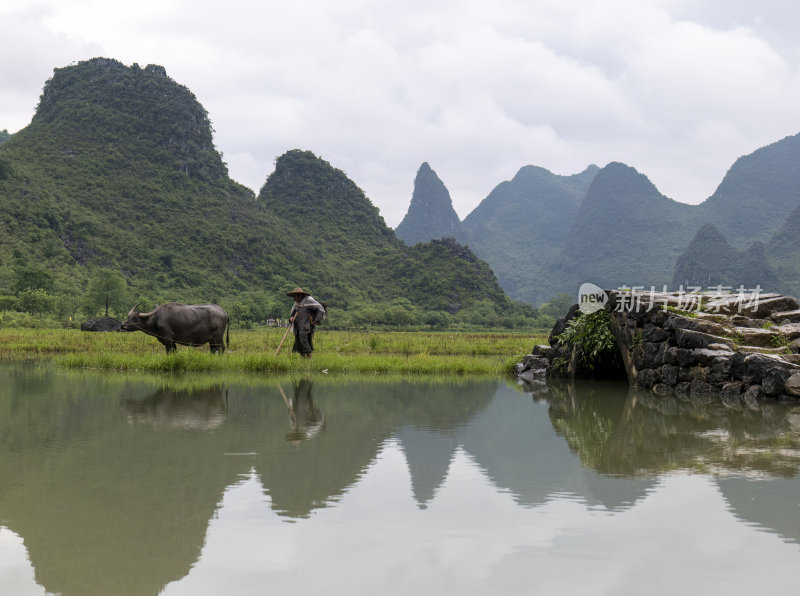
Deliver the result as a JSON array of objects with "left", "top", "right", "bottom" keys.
[{"left": 286, "top": 287, "right": 326, "bottom": 358}]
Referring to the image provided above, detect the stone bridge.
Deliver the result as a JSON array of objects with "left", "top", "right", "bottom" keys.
[{"left": 517, "top": 290, "right": 800, "bottom": 406}]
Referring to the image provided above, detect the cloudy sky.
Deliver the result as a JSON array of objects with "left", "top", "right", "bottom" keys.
[{"left": 3, "top": 1, "right": 800, "bottom": 226}]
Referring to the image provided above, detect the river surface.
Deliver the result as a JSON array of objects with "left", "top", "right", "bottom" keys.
[{"left": 1, "top": 363, "right": 800, "bottom": 595}]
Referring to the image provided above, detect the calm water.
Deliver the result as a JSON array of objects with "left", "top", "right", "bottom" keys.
[{"left": 1, "top": 364, "right": 800, "bottom": 595}]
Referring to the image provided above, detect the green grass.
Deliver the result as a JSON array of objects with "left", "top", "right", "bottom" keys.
[{"left": 0, "top": 328, "right": 546, "bottom": 376}]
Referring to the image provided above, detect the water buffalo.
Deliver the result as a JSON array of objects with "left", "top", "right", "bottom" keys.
[{"left": 121, "top": 302, "right": 230, "bottom": 354}]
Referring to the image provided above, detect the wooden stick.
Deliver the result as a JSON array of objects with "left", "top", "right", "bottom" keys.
[
  {"left": 275, "top": 323, "right": 292, "bottom": 355},
  {"left": 277, "top": 384, "right": 296, "bottom": 424}
]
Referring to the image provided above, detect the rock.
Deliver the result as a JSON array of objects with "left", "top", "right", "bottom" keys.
[
  {"left": 705, "top": 294, "right": 796, "bottom": 318},
  {"left": 730, "top": 314, "right": 770, "bottom": 328},
  {"left": 777, "top": 322, "right": 800, "bottom": 340},
  {"left": 531, "top": 344, "right": 554, "bottom": 357},
  {"left": 736, "top": 345, "right": 790, "bottom": 354},
  {"left": 642, "top": 323, "right": 665, "bottom": 342},
  {"left": 689, "top": 366, "right": 710, "bottom": 382},
  {"left": 517, "top": 355, "right": 549, "bottom": 375},
  {"left": 643, "top": 341, "right": 667, "bottom": 366},
  {"left": 707, "top": 343, "right": 733, "bottom": 351},
  {"left": 522, "top": 354, "right": 549, "bottom": 367},
  {"left": 762, "top": 368, "right": 796, "bottom": 396},
  {"left": 770, "top": 309, "right": 800, "bottom": 324},
  {"left": 674, "top": 348, "right": 698, "bottom": 367},
  {"left": 709, "top": 357, "right": 732, "bottom": 384},
  {"left": 748, "top": 296, "right": 800, "bottom": 318},
  {"left": 784, "top": 354, "right": 800, "bottom": 366},
  {"left": 663, "top": 315, "right": 729, "bottom": 336},
  {"left": 729, "top": 351, "right": 747, "bottom": 377},
  {"left": 636, "top": 368, "right": 661, "bottom": 388},
  {"left": 661, "top": 346, "right": 678, "bottom": 365},
  {"left": 80, "top": 317, "right": 122, "bottom": 332},
  {"left": 660, "top": 364, "right": 679, "bottom": 385},
  {"left": 742, "top": 353, "right": 800, "bottom": 384},
  {"left": 731, "top": 326, "right": 782, "bottom": 348},
  {"left": 644, "top": 308, "right": 670, "bottom": 327},
  {"left": 784, "top": 373, "right": 800, "bottom": 397},
  {"left": 691, "top": 348, "right": 734, "bottom": 365},
  {"left": 548, "top": 305, "right": 580, "bottom": 346},
  {"left": 675, "top": 328, "right": 735, "bottom": 350},
  {"left": 703, "top": 293, "right": 781, "bottom": 315}
]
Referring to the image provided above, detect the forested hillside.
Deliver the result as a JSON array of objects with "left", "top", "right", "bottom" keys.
[
  {"left": 554, "top": 162, "right": 698, "bottom": 292},
  {"left": 0, "top": 58, "right": 539, "bottom": 329},
  {"left": 697, "top": 133, "right": 800, "bottom": 245},
  {"left": 672, "top": 224, "right": 778, "bottom": 289},
  {"left": 766, "top": 204, "right": 800, "bottom": 298},
  {"left": 459, "top": 164, "right": 598, "bottom": 303}
]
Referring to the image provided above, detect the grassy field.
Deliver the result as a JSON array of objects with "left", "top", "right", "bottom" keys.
[{"left": 0, "top": 327, "right": 548, "bottom": 376}]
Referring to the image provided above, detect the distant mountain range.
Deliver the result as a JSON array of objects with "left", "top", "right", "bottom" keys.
[
  {"left": 396, "top": 133, "right": 800, "bottom": 304},
  {"left": 3, "top": 56, "right": 797, "bottom": 319}
]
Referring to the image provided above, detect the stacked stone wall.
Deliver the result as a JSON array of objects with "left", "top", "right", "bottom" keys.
[{"left": 516, "top": 290, "right": 800, "bottom": 405}]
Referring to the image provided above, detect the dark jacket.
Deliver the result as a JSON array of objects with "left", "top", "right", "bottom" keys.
[{"left": 289, "top": 296, "right": 326, "bottom": 334}]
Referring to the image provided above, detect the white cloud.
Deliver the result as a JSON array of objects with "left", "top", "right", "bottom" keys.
[{"left": 3, "top": 0, "right": 800, "bottom": 225}]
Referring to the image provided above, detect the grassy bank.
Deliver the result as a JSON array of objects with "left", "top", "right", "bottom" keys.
[{"left": 0, "top": 328, "right": 547, "bottom": 376}]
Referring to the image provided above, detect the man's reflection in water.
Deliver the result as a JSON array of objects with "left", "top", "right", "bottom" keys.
[{"left": 279, "top": 379, "right": 325, "bottom": 443}]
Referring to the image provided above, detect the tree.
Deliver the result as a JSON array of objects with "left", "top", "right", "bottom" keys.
[
  {"left": 224, "top": 300, "right": 253, "bottom": 326},
  {"left": 85, "top": 268, "right": 128, "bottom": 317},
  {"left": 425, "top": 311, "right": 453, "bottom": 329},
  {"left": 18, "top": 289, "right": 54, "bottom": 315},
  {"left": 539, "top": 293, "right": 575, "bottom": 320}
]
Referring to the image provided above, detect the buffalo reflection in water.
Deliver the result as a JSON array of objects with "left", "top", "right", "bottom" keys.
[
  {"left": 279, "top": 379, "right": 325, "bottom": 442},
  {"left": 120, "top": 385, "right": 228, "bottom": 430}
]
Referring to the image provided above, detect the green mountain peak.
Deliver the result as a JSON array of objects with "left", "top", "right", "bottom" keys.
[
  {"left": 673, "top": 223, "right": 778, "bottom": 289},
  {"left": 395, "top": 162, "right": 462, "bottom": 246},
  {"left": 29, "top": 57, "right": 227, "bottom": 183}
]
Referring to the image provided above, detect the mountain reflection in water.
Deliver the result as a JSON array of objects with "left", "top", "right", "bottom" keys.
[{"left": 0, "top": 365, "right": 799, "bottom": 595}]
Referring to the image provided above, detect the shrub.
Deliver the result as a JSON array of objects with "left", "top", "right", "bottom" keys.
[{"left": 555, "top": 309, "right": 616, "bottom": 371}]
